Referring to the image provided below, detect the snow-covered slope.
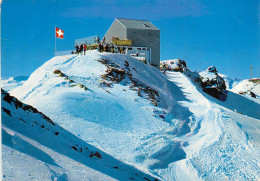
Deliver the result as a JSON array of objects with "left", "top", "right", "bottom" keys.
[
  {"left": 1, "top": 76, "right": 28, "bottom": 91},
  {"left": 165, "top": 72, "right": 260, "bottom": 180},
  {"left": 9, "top": 50, "right": 260, "bottom": 180},
  {"left": 2, "top": 89, "right": 159, "bottom": 181},
  {"left": 231, "top": 79, "right": 260, "bottom": 104}
]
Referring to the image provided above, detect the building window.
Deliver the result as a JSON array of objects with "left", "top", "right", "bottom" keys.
[
  {"left": 143, "top": 23, "right": 150, "bottom": 27},
  {"left": 128, "top": 47, "right": 132, "bottom": 50},
  {"left": 142, "top": 48, "right": 146, "bottom": 50},
  {"left": 137, "top": 48, "right": 141, "bottom": 50}
]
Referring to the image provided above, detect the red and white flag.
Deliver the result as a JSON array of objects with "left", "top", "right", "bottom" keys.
[{"left": 55, "top": 27, "right": 64, "bottom": 39}]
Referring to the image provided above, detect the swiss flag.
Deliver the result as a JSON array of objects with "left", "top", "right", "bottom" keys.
[{"left": 55, "top": 27, "right": 64, "bottom": 39}]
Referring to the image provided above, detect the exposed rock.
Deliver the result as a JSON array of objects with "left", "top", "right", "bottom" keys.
[
  {"left": 90, "top": 151, "right": 102, "bottom": 159},
  {"left": 130, "top": 79, "right": 159, "bottom": 106},
  {"left": 203, "top": 88, "right": 220, "bottom": 99},
  {"left": 71, "top": 146, "right": 78, "bottom": 151},
  {"left": 199, "top": 66, "right": 227, "bottom": 101},
  {"left": 98, "top": 59, "right": 160, "bottom": 106},
  {"left": 99, "top": 80, "right": 112, "bottom": 87},
  {"left": 164, "top": 59, "right": 187, "bottom": 72},
  {"left": 2, "top": 107, "right": 12, "bottom": 117},
  {"left": 165, "top": 62, "right": 227, "bottom": 101},
  {"left": 159, "top": 114, "right": 165, "bottom": 119},
  {"left": 250, "top": 91, "right": 256, "bottom": 98},
  {"left": 3, "top": 94, "right": 13, "bottom": 104},
  {"left": 53, "top": 69, "right": 62, "bottom": 74},
  {"left": 101, "top": 67, "right": 126, "bottom": 83},
  {"left": 78, "top": 84, "right": 84, "bottom": 88},
  {"left": 249, "top": 78, "right": 260, "bottom": 84},
  {"left": 207, "top": 66, "right": 217, "bottom": 73},
  {"left": 1, "top": 89, "right": 55, "bottom": 125},
  {"left": 144, "top": 177, "right": 151, "bottom": 181},
  {"left": 97, "top": 58, "right": 120, "bottom": 68},
  {"left": 19, "top": 118, "right": 26, "bottom": 123},
  {"left": 58, "top": 73, "right": 65, "bottom": 77}
]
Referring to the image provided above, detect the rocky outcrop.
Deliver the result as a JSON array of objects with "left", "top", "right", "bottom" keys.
[
  {"left": 171, "top": 63, "right": 227, "bottom": 101},
  {"left": 98, "top": 59, "right": 160, "bottom": 106},
  {"left": 199, "top": 66, "right": 227, "bottom": 101},
  {"left": 1, "top": 89, "right": 56, "bottom": 125}
]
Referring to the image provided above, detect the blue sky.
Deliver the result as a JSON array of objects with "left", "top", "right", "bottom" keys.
[{"left": 1, "top": 0, "right": 259, "bottom": 79}]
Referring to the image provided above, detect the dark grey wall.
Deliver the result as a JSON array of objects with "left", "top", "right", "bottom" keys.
[
  {"left": 104, "top": 20, "right": 127, "bottom": 43},
  {"left": 127, "top": 28, "right": 160, "bottom": 67}
]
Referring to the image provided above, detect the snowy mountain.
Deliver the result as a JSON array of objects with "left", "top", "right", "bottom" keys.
[
  {"left": 218, "top": 74, "right": 241, "bottom": 90},
  {"left": 1, "top": 76, "right": 29, "bottom": 91},
  {"left": 231, "top": 78, "right": 260, "bottom": 104},
  {"left": 2, "top": 89, "right": 158, "bottom": 181},
  {"left": 6, "top": 50, "right": 260, "bottom": 180}
]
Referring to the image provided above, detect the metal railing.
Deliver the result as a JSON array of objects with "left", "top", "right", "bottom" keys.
[
  {"left": 55, "top": 50, "right": 73, "bottom": 56},
  {"left": 75, "top": 35, "right": 99, "bottom": 45}
]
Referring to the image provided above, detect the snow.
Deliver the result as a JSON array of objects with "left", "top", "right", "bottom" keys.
[
  {"left": 1, "top": 76, "right": 28, "bottom": 91},
  {"left": 232, "top": 79, "right": 255, "bottom": 93},
  {"left": 252, "top": 84, "right": 260, "bottom": 97},
  {"left": 161, "top": 59, "right": 180, "bottom": 69},
  {"left": 5, "top": 50, "right": 260, "bottom": 180},
  {"left": 218, "top": 73, "right": 241, "bottom": 90},
  {"left": 231, "top": 79, "right": 260, "bottom": 104},
  {"left": 2, "top": 89, "right": 159, "bottom": 181},
  {"left": 199, "top": 70, "right": 217, "bottom": 80}
]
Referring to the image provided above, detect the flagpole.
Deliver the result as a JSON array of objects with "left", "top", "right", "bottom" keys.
[{"left": 55, "top": 26, "right": 56, "bottom": 56}]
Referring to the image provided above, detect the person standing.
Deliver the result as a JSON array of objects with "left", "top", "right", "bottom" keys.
[
  {"left": 107, "top": 44, "right": 110, "bottom": 52},
  {"left": 74, "top": 44, "right": 79, "bottom": 55},
  {"left": 99, "top": 43, "right": 103, "bottom": 53},
  {"left": 96, "top": 36, "right": 100, "bottom": 44},
  {"left": 101, "top": 37, "right": 106, "bottom": 43},
  {"left": 83, "top": 43, "right": 87, "bottom": 55},
  {"left": 111, "top": 44, "right": 114, "bottom": 53},
  {"left": 80, "top": 44, "right": 84, "bottom": 55},
  {"left": 104, "top": 43, "right": 108, "bottom": 52},
  {"left": 163, "top": 64, "right": 167, "bottom": 74}
]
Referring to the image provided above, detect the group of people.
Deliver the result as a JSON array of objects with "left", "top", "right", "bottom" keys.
[
  {"left": 98, "top": 43, "right": 126, "bottom": 54},
  {"left": 73, "top": 43, "right": 88, "bottom": 55},
  {"left": 72, "top": 42, "right": 127, "bottom": 55}
]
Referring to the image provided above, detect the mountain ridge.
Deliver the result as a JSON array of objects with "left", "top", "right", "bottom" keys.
[{"left": 4, "top": 50, "right": 260, "bottom": 180}]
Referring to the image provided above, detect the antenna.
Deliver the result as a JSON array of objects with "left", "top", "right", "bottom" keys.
[{"left": 250, "top": 64, "right": 252, "bottom": 79}]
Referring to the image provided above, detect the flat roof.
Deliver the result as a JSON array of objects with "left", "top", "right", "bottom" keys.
[{"left": 116, "top": 18, "right": 159, "bottom": 30}]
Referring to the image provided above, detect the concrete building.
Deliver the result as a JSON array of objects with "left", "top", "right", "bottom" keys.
[{"left": 104, "top": 18, "right": 160, "bottom": 68}]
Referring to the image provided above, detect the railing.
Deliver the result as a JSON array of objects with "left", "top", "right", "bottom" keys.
[
  {"left": 112, "top": 39, "right": 132, "bottom": 46},
  {"left": 55, "top": 50, "right": 73, "bottom": 56},
  {"left": 75, "top": 35, "right": 99, "bottom": 45}
]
